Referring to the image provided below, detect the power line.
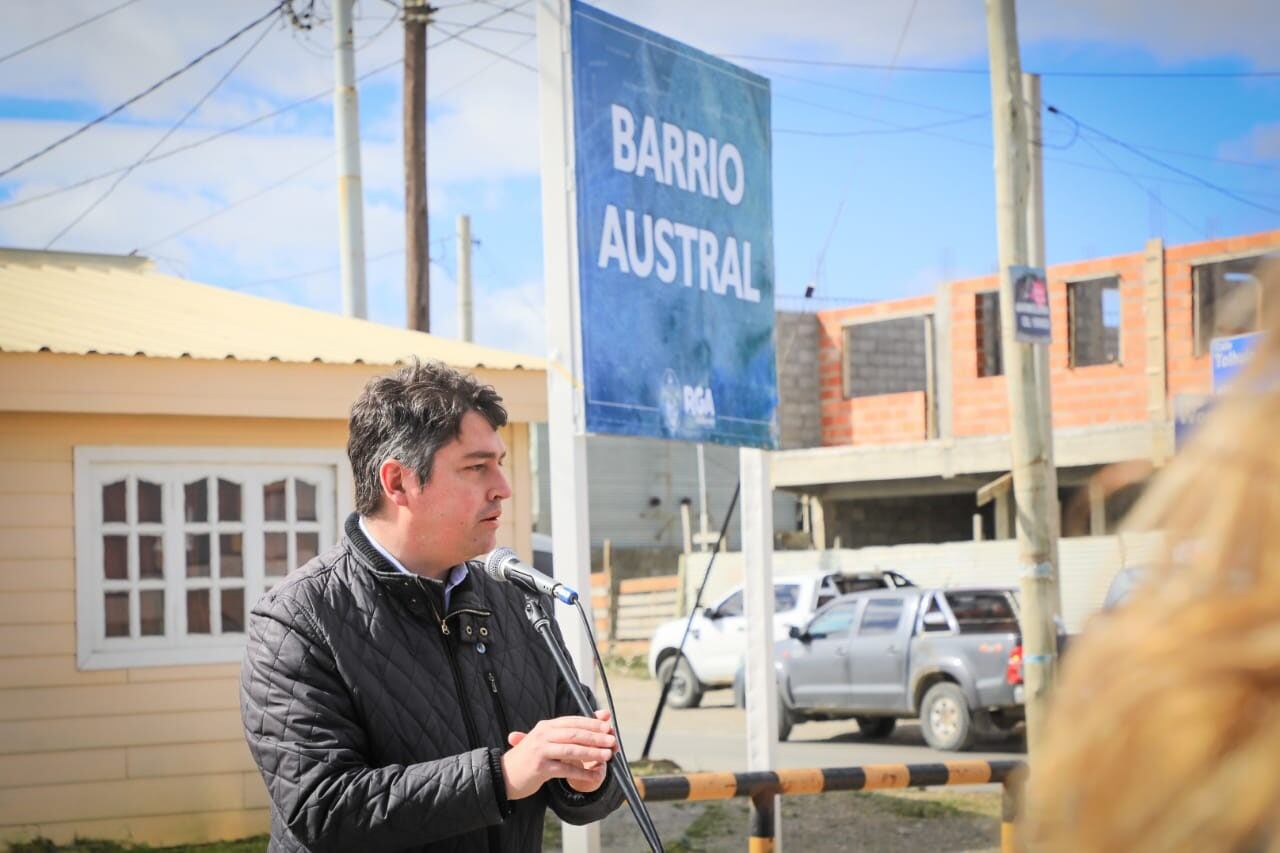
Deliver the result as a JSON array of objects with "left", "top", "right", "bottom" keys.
[
  {"left": 228, "top": 244, "right": 417, "bottom": 290},
  {"left": 137, "top": 150, "right": 333, "bottom": 251},
  {"left": 0, "top": 0, "right": 144, "bottom": 66},
  {"left": 1050, "top": 105, "right": 1280, "bottom": 217},
  {"left": 0, "top": 1, "right": 529, "bottom": 215},
  {"left": 429, "top": 21, "right": 536, "bottom": 72},
  {"left": 0, "top": 2, "right": 284, "bottom": 181},
  {"left": 1075, "top": 130, "right": 1207, "bottom": 241},
  {"left": 45, "top": 15, "right": 277, "bottom": 249},
  {"left": 775, "top": 112, "right": 984, "bottom": 138},
  {"left": 739, "top": 61, "right": 977, "bottom": 118},
  {"left": 721, "top": 53, "right": 1280, "bottom": 79}
]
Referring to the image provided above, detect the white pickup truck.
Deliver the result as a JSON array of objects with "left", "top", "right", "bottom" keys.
[{"left": 647, "top": 569, "right": 913, "bottom": 707}]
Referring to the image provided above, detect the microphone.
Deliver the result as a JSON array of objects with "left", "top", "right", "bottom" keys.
[{"left": 482, "top": 547, "right": 579, "bottom": 604}]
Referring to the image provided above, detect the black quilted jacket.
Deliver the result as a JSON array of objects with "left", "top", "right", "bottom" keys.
[{"left": 240, "top": 513, "right": 623, "bottom": 852}]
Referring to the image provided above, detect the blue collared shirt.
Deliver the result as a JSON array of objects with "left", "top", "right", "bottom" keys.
[{"left": 358, "top": 515, "right": 468, "bottom": 610}]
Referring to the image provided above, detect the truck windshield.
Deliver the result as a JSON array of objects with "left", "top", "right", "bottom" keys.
[{"left": 944, "top": 591, "right": 1019, "bottom": 634}]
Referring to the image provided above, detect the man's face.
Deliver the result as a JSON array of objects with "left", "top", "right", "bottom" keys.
[{"left": 403, "top": 410, "right": 511, "bottom": 571}]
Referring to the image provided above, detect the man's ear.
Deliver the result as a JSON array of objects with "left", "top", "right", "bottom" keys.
[{"left": 377, "top": 459, "right": 416, "bottom": 509}]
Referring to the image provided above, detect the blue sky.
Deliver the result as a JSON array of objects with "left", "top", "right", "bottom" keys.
[{"left": 0, "top": 0, "right": 1276, "bottom": 355}]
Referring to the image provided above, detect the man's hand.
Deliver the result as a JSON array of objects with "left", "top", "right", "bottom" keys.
[{"left": 501, "top": 710, "right": 616, "bottom": 799}]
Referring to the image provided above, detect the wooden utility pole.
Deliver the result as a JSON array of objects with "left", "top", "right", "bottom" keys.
[
  {"left": 985, "top": 0, "right": 1062, "bottom": 759},
  {"left": 404, "top": 0, "right": 433, "bottom": 331}
]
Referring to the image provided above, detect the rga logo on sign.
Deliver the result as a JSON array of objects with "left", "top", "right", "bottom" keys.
[
  {"left": 570, "top": 1, "right": 778, "bottom": 449},
  {"left": 659, "top": 369, "right": 717, "bottom": 434}
]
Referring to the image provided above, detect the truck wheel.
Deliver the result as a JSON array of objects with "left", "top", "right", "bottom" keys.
[
  {"left": 777, "top": 692, "right": 795, "bottom": 742},
  {"left": 656, "top": 654, "right": 703, "bottom": 709},
  {"left": 854, "top": 716, "right": 897, "bottom": 740},
  {"left": 920, "top": 682, "right": 976, "bottom": 751}
]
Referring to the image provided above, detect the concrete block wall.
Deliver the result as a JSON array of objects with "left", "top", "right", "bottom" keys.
[
  {"left": 774, "top": 311, "right": 821, "bottom": 449},
  {"left": 816, "top": 295, "right": 935, "bottom": 445}
]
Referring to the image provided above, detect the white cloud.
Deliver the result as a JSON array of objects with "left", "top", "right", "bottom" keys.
[
  {"left": 1219, "top": 121, "right": 1280, "bottom": 162},
  {"left": 1, "top": 0, "right": 1274, "bottom": 350}
]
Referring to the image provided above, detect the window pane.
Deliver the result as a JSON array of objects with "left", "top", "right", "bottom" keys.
[
  {"left": 859, "top": 599, "right": 904, "bottom": 635},
  {"left": 138, "top": 535, "right": 164, "bottom": 579},
  {"left": 716, "top": 591, "right": 743, "bottom": 618},
  {"left": 221, "top": 588, "right": 245, "bottom": 633},
  {"left": 265, "top": 532, "right": 288, "bottom": 576},
  {"left": 296, "top": 480, "right": 318, "bottom": 522},
  {"left": 103, "top": 535, "right": 128, "bottom": 580},
  {"left": 220, "top": 533, "right": 243, "bottom": 578},
  {"left": 297, "top": 532, "right": 319, "bottom": 566},
  {"left": 140, "top": 590, "right": 165, "bottom": 636},
  {"left": 187, "top": 589, "right": 210, "bottom": 634},
  {"left": 184, "top": 479, "right": 208, "bottom": 523},
  {"left": 808, "top": 604, "right": 856, "bottom": 639},
  {"left": 137, "top": 480, "right": 163, "bottom": 523},
  {"left": 186, "top": 533, "right": 210, "bottom": 578},
  {"left": 102, "top": 480, "right": 126, "bottom": 523},
  {"left": 104, "top": 592, "right": 129, "bottom": 637},
  {"left": 976, "top": 291, "right": 1003, "bottom": 377},
  {"left": 773, "top": 583, "right": 800, "bottom": 612},
  {"left": 264, "top": 480, "right": 287, "bottom": 521},
  {"left": 218, "top": 479, "right": 242, "bottom": 522}
]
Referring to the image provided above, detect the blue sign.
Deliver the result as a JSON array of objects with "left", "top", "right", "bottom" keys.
[
  {"left": 570, "top": 1, "right": 777, "bottom": 449},
  {"left": 1011, "top": 265, "right": 1051, "bottom": 344},
  {"left": 1210, "top": 332, "right": 1262, "bottom": 392},
  {"left": 1173, "top": 394, "right": 1213, "bottom": 450}
]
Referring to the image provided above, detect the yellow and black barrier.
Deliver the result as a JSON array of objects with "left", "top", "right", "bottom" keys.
[{"left": 634, "top": 759, "right": 1028, "bottom": 853}]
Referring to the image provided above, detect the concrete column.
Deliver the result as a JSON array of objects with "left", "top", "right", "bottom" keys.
[{"left": 1089, "top": 478, "right": 1106, "bottom": 536}]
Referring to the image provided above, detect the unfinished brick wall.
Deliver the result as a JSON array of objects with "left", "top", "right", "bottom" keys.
[
  {"left": 814, "top": 229, "right": 1280, "bottom": 448},
  {"left": 817, "top": 296, "right": 935, "bottom": 445}
]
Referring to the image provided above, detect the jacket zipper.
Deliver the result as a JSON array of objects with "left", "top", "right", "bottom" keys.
[
  {"left": 486, "top": 671, "right": 512, "bottom": 736},
  {"left": 423, "top": 593, "right": 483, "bottom": 751}
]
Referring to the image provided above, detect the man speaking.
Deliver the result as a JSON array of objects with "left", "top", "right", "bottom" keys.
[{"left": 241, "top": 360, "right": 623, "bottom": 851}]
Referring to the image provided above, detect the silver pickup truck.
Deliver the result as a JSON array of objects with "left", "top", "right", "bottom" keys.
[{"left": 776, "top": 586, "right": 1026, "bottom": 751}]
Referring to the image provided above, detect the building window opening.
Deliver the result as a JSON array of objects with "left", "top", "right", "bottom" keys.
[{"left": 1069, "top": 276, "right": 1122, "bottom": 367}]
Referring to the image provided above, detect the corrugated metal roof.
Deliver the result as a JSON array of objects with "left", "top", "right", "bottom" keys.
[{"left": 0, "top": 249, "right": 543, "bottom": 372}]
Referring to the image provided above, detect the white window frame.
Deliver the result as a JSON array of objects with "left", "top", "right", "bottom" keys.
[{"left": 74, "top": 446, "right": 353, "bottom": 670}]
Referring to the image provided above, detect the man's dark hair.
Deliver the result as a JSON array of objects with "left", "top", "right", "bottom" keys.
[{"left": 348, "top": 359, "right": 508, "bottom": 515}]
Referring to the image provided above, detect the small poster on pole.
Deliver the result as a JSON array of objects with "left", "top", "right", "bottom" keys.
[{"left": 1012, "top": 265, "right": 1051, "bottom": 344}]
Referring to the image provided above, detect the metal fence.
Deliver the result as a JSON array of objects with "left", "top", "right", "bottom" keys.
[{"left": 636, "top": 759, "right": 1028, "bottom": 852}]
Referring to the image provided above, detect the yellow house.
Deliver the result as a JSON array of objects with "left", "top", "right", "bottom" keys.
[{"left": 0, "top": 249, "right": 547, "bottom": 846}]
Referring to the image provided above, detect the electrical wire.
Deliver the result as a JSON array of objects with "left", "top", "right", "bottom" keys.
[
  {"left": 1075, "top": 129, "right": 1207, "bottom": 240},
  {"left": 136, "top": 149, "right": 333, "bottom": 251},
  {"left": 0, "top": 2, "right": 284, "bottom": 181},
  {"left": 0, "top": 0, "right": 144, "bottom": 66},
  {"left": 428, "top": 20, "right": 536, "bottom": 72},
  {"left": 775, "top": 111, "right": 985, "bottom": 137},
  {"left": 0, "top": 0, "right": 532, "bottom": 214},
  {"left": 1049, "top": 105, "right": 1280, "bottom": 218},
  {"left": 44, "top": 14, "right": 277, "bottom": 249},
  {"left": 721, "top": 53, "right": 1280, "bottom": 79}
]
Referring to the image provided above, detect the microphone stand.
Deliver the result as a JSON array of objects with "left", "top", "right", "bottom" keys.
[{"left": 523, "top": 597, "right": 665, "bottom": 853}]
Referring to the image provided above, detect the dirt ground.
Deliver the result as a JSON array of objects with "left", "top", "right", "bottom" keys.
[{"left": 547, "top": 788, "right": 1004, "bottom": 852}]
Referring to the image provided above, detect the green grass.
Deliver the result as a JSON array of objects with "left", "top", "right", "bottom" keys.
[{"left": 6, "top": 837, "right": 268, "bottom": 853}]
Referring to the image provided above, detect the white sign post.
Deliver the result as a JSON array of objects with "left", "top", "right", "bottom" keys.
[{"left": 536, "top": 2, "right": 599, "bottom": 852}]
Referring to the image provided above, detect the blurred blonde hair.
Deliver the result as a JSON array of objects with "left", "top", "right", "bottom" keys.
[{"left": 1026, "top": 259, "right": 1280, "bottom": 853}]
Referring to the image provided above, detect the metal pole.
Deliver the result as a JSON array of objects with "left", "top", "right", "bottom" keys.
[
  {"left": 740, "top": 448, "right": 779, "bottom": 850},
  {"left": 536, "top": 1, "right": 598, "bottom": 850},
  {"left": 332, "top": 0, "right": 367, "bottom": 319},
  {"left": 404, "top": 0, "right": 430, "bottom": 331},
  {"left": 696, "top": 443, "right": 710, "bottom": 551},
  {"left": 457, "top": 214, "right": 473, "bottom": 341},
  {"left": 986, "top": 0, "right": 1061, "bottom": 759}
]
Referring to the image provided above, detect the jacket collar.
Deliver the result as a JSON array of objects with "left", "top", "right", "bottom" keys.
[{"left": 342, "top": 512, "right": 489, "bottom": 611}]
